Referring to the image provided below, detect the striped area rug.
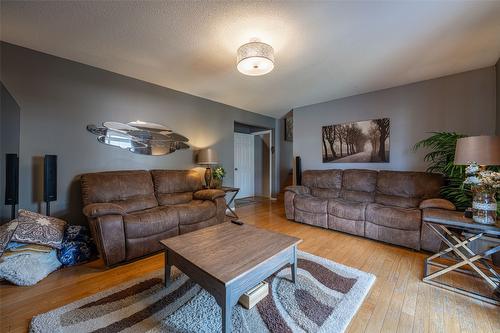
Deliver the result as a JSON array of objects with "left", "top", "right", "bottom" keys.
[{"left": 30, "top": 251, "right": 375, "bottom": 333}]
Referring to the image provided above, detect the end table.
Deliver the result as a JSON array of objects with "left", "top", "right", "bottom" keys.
[{"left": 220, "top": 186, "right": 240, "bottom": 219}]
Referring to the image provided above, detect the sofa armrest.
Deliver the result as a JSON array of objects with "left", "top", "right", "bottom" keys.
[
  {"left": 83, "top": 203, "right": 126, "bottom": 218},
  {"left": 419, "top": 198, "right": 456, "bottom": 211},
  {"left": 193, "top": 189, "right": 226, "bottom": 201},
  {"left": 88, "top": 214, "right": 126, "bottom": 266},
  {"left": 285, "top": 185, "right": 310, "bottom": 195}
]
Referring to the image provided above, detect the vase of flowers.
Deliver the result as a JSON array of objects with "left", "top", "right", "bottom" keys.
[
  {"left": 211, "top": 166, "right": 226, "bottom": 189},
  {"left": 464, "top": 162, "right": 499, "bottom": 225}
]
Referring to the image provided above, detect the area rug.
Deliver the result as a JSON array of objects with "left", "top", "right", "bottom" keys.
[{"left": 30, "top": 251, "right": 375, "bottom": 333}]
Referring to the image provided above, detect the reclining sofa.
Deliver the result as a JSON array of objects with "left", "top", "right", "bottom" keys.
[
  {"left": 285, "top": 169, "right": 450, "bottom": 251},
  {"left": 81, "top": 170, "right": 225, "bottom": 266}
]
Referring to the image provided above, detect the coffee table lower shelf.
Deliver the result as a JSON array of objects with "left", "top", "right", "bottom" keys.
[{"left": 164, "top": 245, "right": 298, "bottom": 333}]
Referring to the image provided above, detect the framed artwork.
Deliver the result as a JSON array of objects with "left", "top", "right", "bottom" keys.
[
  {"left": 284, "top": 113, "right": 293, "bottom": 142},
  {"left": 321, "top": 118, "right": 390, "bottom": 163}
]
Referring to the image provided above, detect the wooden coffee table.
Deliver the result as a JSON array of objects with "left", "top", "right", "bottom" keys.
[{"left": 160, "top": 222, "right": 302, "bottom": 333}]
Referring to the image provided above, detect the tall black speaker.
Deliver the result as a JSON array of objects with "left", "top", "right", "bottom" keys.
[
  {"left": 5, "top": 154, "right": 19, "bottom": 220},
  {"left": 295, "top": 156, "right": 302, "bottom": 185},
  {"left": 44, "top": 155, "right": 57, "bottom": 215}
]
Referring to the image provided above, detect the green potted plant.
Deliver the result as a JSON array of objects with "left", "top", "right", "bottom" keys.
[{"left": 211, "top": 166, "right": 226, "bottom": 189}]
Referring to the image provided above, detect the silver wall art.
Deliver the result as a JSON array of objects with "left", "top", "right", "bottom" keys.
[{"left": 87, "top": 121, "right": 189, "bottom": 156}]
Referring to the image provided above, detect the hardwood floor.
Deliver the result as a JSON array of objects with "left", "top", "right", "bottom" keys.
[{"left": 1, "top": 200, "right": 498, "bottom": 332}]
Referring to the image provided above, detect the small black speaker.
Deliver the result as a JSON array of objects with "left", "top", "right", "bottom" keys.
[
  {"left": 43, "top": 155, "right": 57, "bottom": 202},
  {"left": 295, "top": 156, "right": 302, "bottom": 185},
  {"left": 5, "top": 153, "right": 19, "bottom": 205}
]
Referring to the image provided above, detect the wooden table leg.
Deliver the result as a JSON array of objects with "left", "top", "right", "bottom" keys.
[
  {"left": 291, "top": 245, "right": 297, "bottom": 283},
  {"left": 222, "top": 289, "right": 232, "bottom": 333},
  {"left": 164, "top": 250, "right": 172, "bottom": 287}
]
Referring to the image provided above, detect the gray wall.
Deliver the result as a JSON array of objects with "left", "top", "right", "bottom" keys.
[
  {"left": 294, "top": 67, "right": 496, "bottom": 172},
  {"left": 0, "top": 42, "right": 277, "bottom": 224},
  {"left": 496, "top": 58, "right": 500, "bottom": 135},
  {"left": 0, "top": 83, "right": 21, "bottom": 222}
]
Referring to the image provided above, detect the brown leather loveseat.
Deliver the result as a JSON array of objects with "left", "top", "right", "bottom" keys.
[
  {"left": 285, "top": 169, "right": 449, "bottom": 251},
  {"left": 81, "top": 170, "right": 225, "bottom": 266}
]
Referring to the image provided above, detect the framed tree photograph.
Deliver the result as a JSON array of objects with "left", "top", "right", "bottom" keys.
[
  {"left": 321, "top": 118, "right": 390, "bottom": 163},
  {"left": 284, "top": 113, "right": 293, "bottom": 142}
]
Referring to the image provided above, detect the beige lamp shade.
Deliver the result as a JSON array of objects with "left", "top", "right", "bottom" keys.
[
  {"left": 196, "top": 148, "right": 218, "bottom": 165},
  {"left": 454, "top": 136, "right": 500, "bottom": 166}
]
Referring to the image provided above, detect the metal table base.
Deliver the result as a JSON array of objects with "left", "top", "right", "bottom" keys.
[{"left": 423, "top": 222, "right": 500, "bottom": 305}]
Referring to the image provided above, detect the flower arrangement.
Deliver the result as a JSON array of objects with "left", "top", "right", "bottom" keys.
[
  {"left": 463, "top": 162, "right": 500, "bottom": 194},
  {"left": 213, "top": 166, "right": 226, "bottom": 180}
]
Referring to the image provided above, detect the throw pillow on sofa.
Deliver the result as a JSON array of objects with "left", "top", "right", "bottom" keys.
[{"left": 11, "top": 209, "right": 67, "bottom": 249}]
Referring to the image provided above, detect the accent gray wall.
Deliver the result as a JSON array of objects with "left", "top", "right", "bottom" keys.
[
  {"left": 254, "top": 133, "right": 270, "bottom": 197},
  {"left": 0, "top": 42, "right": 277, "bottom": 224},
  {"left": 294, "top": 67, "right": 496, "bottom": 172},
  {"left": 0, "top": 83, "right": 21, "bottom": 222}
]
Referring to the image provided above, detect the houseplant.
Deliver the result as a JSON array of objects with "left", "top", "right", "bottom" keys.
[
  {"left": 211, "top": 166, "right": 226, "bottom": 189},
  {"left": 413, "top": 132, "right": 499, "bottom": 215}
]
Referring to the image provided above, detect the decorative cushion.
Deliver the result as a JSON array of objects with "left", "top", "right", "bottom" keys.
[
  {"left": 11, "top": 210, "right": 67, "bottom": 249},
  {"left": 57, "top": 226, "right": 97, "bottom": 266},
  {"left": 0, "top": 221, "right": 19, "bottom": 258},
  {"left": 0, "top": 250, "right": 61, "bottom": 286}
]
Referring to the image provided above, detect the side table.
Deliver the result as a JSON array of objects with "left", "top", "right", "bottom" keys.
[
  {"left": 220, "top": 186, "right": 240, "bottom": 219},
  {"left": 422, "top": 208, "right": 499, "bottom": 305}
]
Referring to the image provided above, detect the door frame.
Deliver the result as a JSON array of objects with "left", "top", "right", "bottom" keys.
[{"left": 252, "top": 130, "right": 274, "bottom": 199}]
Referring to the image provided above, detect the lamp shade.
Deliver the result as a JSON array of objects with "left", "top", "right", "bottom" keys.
[
  {"left": 196, "top": 148, "right": 218, "bottom": 165},
  {"left": 237, "top": 42, "right": 274, "bottom": 76},
  {"left": 454, "top": 136, "right": 500, "bottom": 166}
]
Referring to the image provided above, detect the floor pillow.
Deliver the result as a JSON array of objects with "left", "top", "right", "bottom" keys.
[
  {"left": 0, "top": 249, "right": 61, "bottom": 286},
  {"left": 58, "top": 225, "right": 97, "bottom": 266},
  {"left": 0, "top": 220, "right": 19, "bottom": 258},
  {"left": 11, "top": 209, "right": 67, "bottom": 249}
]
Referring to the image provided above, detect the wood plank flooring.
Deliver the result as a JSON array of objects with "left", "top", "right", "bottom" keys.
[{"left": 1, "top": 200, "right": 498, "bottom": 332}]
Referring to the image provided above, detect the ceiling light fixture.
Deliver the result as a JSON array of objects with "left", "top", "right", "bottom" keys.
[{"left": 237, "top": 41, "right": 274, "bottom": 76}]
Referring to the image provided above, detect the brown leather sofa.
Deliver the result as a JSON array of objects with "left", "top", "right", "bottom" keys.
[
  {"left": 285, "top": 169, "right": 448, "bottom": 251},
  {"left": 81, "top": 170, "right": 226, "bottom": 266}
]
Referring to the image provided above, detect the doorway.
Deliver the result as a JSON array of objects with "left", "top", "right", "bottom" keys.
[
  {"left": 234, "top": 132, "right": 255, "bottom": 198},
  {"left": 233, "top": 122, "right": 274, "bottom": 203}
]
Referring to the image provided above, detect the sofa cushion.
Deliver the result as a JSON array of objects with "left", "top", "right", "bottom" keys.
[
  {"left": 294, "top": 195, "right": 328, "bottom": 214},
  {"left": 328, "top": 215, "right": 364, "bottom": 236},
  {"left": 366, "top": 203, "right": 421, "bottom": 231},
  {"left": 328, "top": 199, "right": 367, "bottom": 221},
  {"left": 170, "top": 200, "right": 217, "bottom": 225},
  {"left": 81, "top": 170, "right": 157, "bottom": 213},
  {"left": 310, "top": 187, "right": 340, "bottom": 199},
  {"left": 365, "top": 222, "right": 421, "bottom": 250},
  {"left": 340, "top": 169, "right": 377, "bottom": 203},
  {"left": 302, "top": 170, "right": 343, "bottom": 190},
  {"left": 374, "top": 171, "right": 443, "bottom": 208},
  {"left": 151, "top": 170, "right": 202, "bottom": 205},
  {"left": 124, "top": 207, "right": 178, "bottom": 239}
]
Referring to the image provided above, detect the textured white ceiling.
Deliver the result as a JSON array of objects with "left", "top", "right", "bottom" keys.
[{"left": 2, "top": 1, "right": 500, "bottom": 118}]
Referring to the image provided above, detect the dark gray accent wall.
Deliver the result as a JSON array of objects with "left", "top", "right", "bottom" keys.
[
  {"left": 294, "top": 67, "right": 496, "bottom": 172},
  {"left": 0, "top": 83, "right": 20, "bottom": 222},
  {"left": 0, "top": 42, "right": 277, "bottom": 224},
  {"left": 496, "top": 58, "right": 500, "bottom": 135},
  {"left": 254, "top": 133, "right": 270, "bottom": 197}
]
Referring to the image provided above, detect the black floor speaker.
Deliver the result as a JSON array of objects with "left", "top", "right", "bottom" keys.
[
  {"left": 44, "top": 155, "right": 57, "bottom": 215},
  {"left": 295, "top": 156, "right": 302, "bottom": 185},
  {"left": 5, "top": 154, "right": 19, "bottom": 220},
  {"left": 5, "top": 153, "right": 19, "bottom": 205}
]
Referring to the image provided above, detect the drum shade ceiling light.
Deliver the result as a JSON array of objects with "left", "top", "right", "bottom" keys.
[{"left": 237, "top": 42, "right": 274, "bottom": 76}]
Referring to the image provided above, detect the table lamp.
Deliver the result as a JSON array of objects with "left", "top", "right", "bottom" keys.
[
  {"left": 196, "top": 148, "right": 219, "bottom": 188},
  {"left": 454, "top": 136, "right": 500, "bottom": 168}
]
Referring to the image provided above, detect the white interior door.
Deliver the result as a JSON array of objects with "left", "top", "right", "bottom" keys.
[{"left": 234, "top": 132, "right": 254, "bottom": 198}]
